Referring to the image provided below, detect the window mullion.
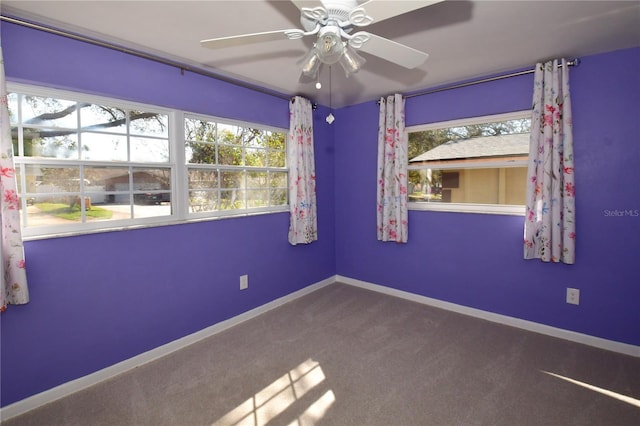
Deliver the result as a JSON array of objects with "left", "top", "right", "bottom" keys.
[
  {"left": 79, "top": 164, "right": 86, "bottom": 223},
  {"left": 126, "top": 110, "right": 131, "bottom": 162},
  {"left": 128, "top": 166, "right": 134, "bottom": 219},
  {"left": 172, "top": 111, "right": 187, "bottom": 219}
]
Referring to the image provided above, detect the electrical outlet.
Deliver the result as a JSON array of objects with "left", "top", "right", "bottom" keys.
[
  {"left": 566, "top": 288, "right": 580, "bottom": 305},
  {"left": 240, "top": 274, "right": 248, "bottom": 290}
]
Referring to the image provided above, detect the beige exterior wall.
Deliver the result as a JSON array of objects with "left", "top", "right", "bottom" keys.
[
  {"left": 504, "top": 167, "right": 527, "bottom": 205},
  {"left": 446, "top": 167, "right": 527, "bottom": 205}
]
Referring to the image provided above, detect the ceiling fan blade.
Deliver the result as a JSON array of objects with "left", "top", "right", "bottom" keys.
[
  {"left": 357, "top": 0, "right": 445, "bottom": 24},
  {"left": 354, "top": 32, "right": 429, "bottom": 69},
  {"left": 200, "top": 30, "right": 295, "bottom": 49}
]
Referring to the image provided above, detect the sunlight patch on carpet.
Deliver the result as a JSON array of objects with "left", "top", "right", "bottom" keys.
[
  {"left": 543, "top": 371, "right": 640, "bottom": 408},
  {"left": 213, "top": 359, "right": 335, "bottom": 425}
]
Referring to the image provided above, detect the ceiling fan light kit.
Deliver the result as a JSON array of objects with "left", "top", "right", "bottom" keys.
[
  {"left": 316, "top": 26, "right": 344, "bottom": 64},
  {"left": 299, "top": 48, "right": 322, "bottom": 77},
  {"left": 339, "top": 45, "right": 366, "bottom": 76},
  {"left": 300, "top": 33, "right": 366, "bottom": 79}
]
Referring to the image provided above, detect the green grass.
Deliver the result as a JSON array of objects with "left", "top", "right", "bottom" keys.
[{"left": 36, "top": 202, "right": 113, "bottom": 221}]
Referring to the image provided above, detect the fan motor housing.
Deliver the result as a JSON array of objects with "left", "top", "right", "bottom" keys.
[{"left": 300, "top": 0, "right": 358, "bottom": 32}]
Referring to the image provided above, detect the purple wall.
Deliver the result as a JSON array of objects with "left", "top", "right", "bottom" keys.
[
  {"left": 1, "top": 22, "right": 336, "bottom": 406},
  {"left": 335, "top": 47, "right": 640, "bottom": 347},
  {"left": 1, "top": 20, "right": 638, "bottom": 408}
]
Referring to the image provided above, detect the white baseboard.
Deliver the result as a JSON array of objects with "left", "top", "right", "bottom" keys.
[
  {"left": 4, "top": 274, "right": 638, "bottom": 421},
  {"left": 0, "top": 276, "right": 336, "bottom": 421},
  {"left": 337, "top": 275, "right": 640, "bottom": 358}
]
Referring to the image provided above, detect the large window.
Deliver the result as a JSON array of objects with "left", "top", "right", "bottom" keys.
[
  {"left": 407, "top": 111, "right": 531, "bottom": 215},
  {"left": 184, "top": 115, "right": 288, "bottom": 216},
  {"left": 8, "top": 84, "right": 288, "bottom": 238}
]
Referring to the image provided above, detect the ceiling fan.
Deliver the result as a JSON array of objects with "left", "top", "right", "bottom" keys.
[{"left": 200, "top": 0, "right": 444, "bottom": 81}]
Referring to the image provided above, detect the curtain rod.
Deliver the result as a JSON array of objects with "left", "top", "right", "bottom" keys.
[
  {"left": 0, "top": 14, "right": 293, "bottom": 102},
  {"left": 401, "top": 58, "right": 580, "bottom": 100}
]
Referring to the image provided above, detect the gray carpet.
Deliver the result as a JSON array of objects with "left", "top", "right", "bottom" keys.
[{"left": 3, "top": 283, "right": 640, "bottom": 426}]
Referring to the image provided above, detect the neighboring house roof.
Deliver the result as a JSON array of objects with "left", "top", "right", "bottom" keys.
[{"left": 409, "top": 133, "right": 530, "bottom": 163}]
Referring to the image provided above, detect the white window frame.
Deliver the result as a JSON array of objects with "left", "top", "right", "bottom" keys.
[
  {"left": 407, "top": 110, "right": 530, "bottom": 216},
  {"left": 8, "top": 83, "right": 288, "bottom": 240},
  {"left": 183, "top": 112, "right": 289, "bottom": 219}
]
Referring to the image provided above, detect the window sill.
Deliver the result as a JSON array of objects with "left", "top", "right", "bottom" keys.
[
  {"left": 21, "top": 207, "right": 289, "bottom": 241},
  {"left": 408, "top": 202, "right": 525, "bottom": 216}
]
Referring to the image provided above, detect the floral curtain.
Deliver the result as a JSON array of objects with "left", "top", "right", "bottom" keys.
[
  {"left": 288, "top": 96, "right": 317, "bottom": 245},
  {"left": 1, "top": 41, "right": 29, "bottom": 311},
  {"left": 524, "top": 58, "right": 575, "bottom": 264},
  {"left": 376, "top": 94, "right": 408, "bottom": 243}
]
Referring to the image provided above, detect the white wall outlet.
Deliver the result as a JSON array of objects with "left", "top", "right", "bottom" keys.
[
  {"left": 240, "top": 274, "right": 248, "bottom": 290},
  {"left": 566, "top": 288, "right": 580, "bottom": 305}
]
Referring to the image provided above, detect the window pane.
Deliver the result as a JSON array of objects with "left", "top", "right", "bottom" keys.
[
  {"left": 24, "top": 195, "right": 94, "bottom": 228},
  {"left": 269, "top": 171, "right": 288, "bottom": 207},
  {"left": 23, "top": 128, "right": 78, "bottom": 159},
  {"left": 247, "top": 171, "right": 267, "bottom": 188},
  {"left": 220, "top": 189, "right": 245, "bottom": 210},
  {"left": 245, "top": 148, "right": 266, "bottom": 167},
  {"left": 19, "top": 165, "right": 80, "bottom": 193},
  {"left": 82, "top": 167, "right": 130, "bottom": 209},
  {"left": 186, "top": 142, "right": 216, "bottom": 164},
  {"left": 409, "top": 167, "right": 527, "bottom": 205},
  {"left": 85, "top": 166, "right": 128, "bottom": 190},
  {"left": 188, "top": 169, "right": 218, "bottom": 189},
  {"left": 27, "top": 195, "right": 134, "bottom": 225},
  {"left": 80, "top": 104, "right": 126, "bottom": 133},
  {"left": 188, "top": 169, "right": 217, "bottom": 213},
  {"left": 185, "top": 117, "right": 215, "bottom": 142},
  {"left": 218, "top": 145, "right": 243, "bottom": 166},
  {"left": 220, "top": 170, "right": 244, "bottom": 190},
  {"left": 99, "top": 167, "right": 131, "bottom": 193},
  {"left": 245, "top": 129, "right": 267, "bottom": 148},
  {"left": 132, "top": 168, "right": 171, "bottom": 216},
  {"left": 133, "top": 195, "right": 171, "bottom": 217},
  {"left": 266, "top": 132, "right": 285, "bottom": 150},
  {"left": 21, "top": 96, "right": 77, "bottom": 128},
  {"left": 267, "top": 150, "right": 285, "bottom": 168},
  {"left": 130, "top": 111, "right": 168, "bottom": 137},
  {"left": 11, "top": 127, "right": 19, "bottom": 156},
  {"left": 131, "top": 137, "right": 169, "bottom": 163},
  {"left": 132, "top": 168, "right": 171, "bottom": 192},
  {"left": 189, "top": 190, "right": 218, "bottom": 213},
  {"left": 409, "top": 120, "right": 531, "bottom": 162},
  {"left": 218, "top": 123, "right": 245, "bottom": 145},
  {"left": 91, "top": 202, "right": 132, "bottom": 221},
  {"left": 81, "top": 132, "right": 127, "bottom": 161},
  {"left": 269, "top": 172, "right": 287, "bottom": 189},
  {"left": 247, "top": 190, "right": 268, "bottom": 208},
  {"left": 408, "top": 114, "right": 530, "bottom": 208},
  {"left": 270, "top": 188, "right": 287, "bottom": 206},
  {"left": 7, "top": 93, "right": 18, "bottom": 124}
]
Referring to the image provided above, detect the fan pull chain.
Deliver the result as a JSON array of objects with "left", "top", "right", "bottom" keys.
[{"left": 326, "top": 66, "right": 335, "bottom": 124}]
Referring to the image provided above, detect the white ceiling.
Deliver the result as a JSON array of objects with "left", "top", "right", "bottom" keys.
[{"left": 3, "top": 1, "right": 639, "bottom": 108}]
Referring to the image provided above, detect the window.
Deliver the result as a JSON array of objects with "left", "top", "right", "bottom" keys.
[
  {"left": 407, "top": 111, "right": 531, "bottom": 215},
  {"left": 184, "top": 115, "right": 288, "bottom": 216},
  {"left": 8, "top": 84, "right": 288, "bottom": 238}
]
